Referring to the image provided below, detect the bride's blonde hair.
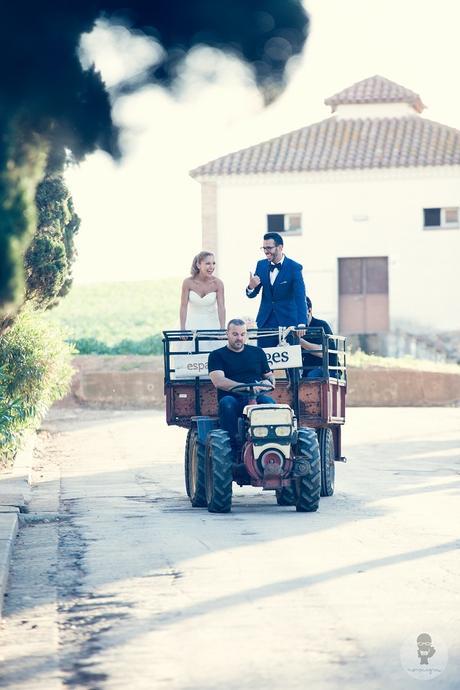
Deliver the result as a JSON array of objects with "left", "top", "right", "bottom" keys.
[{"left": 191, "top": 251, "right": 214, "bottom": 277}]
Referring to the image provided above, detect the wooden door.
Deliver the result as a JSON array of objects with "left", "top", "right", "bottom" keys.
[{"left": 338, "top": 257, "right": 389, "bottom": 333}]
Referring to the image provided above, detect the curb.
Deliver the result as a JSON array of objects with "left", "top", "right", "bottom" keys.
[
  {"left": 0, "top": 435, "right": 35, "bottom": 617},
  {"left": 0, "top": 512, "right": 19, "bottom": 616}
]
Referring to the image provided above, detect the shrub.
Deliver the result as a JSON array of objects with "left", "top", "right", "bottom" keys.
[
  {"left": 74, "top": 334, "right": 163, "bottom": 356},
  {"left": 0, "top": 308, "right": 75, "bottom": 465}
]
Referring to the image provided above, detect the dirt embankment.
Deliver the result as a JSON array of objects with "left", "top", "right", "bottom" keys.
[{"left": 56, "top": 355, "right": 460, "bottom": 409}]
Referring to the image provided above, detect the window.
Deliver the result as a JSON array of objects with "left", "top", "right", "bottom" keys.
[
  {"left": 445, "top": 208, "right": 459, "bottom": 224},
  {"left": 423, "top": 207, "right": 459, "bottom": 229},
  {"left": 267, "top": 213, "right": 302, "bottom": 235}
]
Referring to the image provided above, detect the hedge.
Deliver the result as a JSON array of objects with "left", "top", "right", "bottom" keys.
[
  {"left": 0, "top": 308, "right": 75, "bottom": 465},
  {"left": 74, "top": 334, "right": 163, "bottom": 356}
]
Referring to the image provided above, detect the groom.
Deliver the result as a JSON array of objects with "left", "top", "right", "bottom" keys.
[{"left": 246, "top": 232, "right": 307, "bottom": 347}]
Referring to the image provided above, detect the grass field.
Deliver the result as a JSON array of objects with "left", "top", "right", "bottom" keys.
[
  {"left": 44, "top": 279, "right": 181, "bottom": 354},
  {"left": 44, "top": 279, "right": 460, "bottom": 372}
]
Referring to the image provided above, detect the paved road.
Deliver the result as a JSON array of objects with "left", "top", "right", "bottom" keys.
[{"left": 0, "top": 407, "right": 459, "bottom": 689}]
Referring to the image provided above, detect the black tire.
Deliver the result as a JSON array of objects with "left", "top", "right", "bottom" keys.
[
  {"left": 275, "top": 487, "right": 296, "bottom": 506},
  {"left": 187, "top": 429, "right": 207, "bottom": 507},
  {"left": 294, "top": 427, "right": 321, "bottom": 512},
  {"left": 205, "top": 430, "right": 233, "bottom": 513},
  {"left": 184, "top": 428, "right": 196, "bottom": 497},
  {"left": 317, "top": 428, "right": 335, "bottom": 497}
]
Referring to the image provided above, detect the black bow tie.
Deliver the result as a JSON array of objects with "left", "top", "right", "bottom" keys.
[{"left": 270, "top": 262, "right": 281, "bottom": 272}]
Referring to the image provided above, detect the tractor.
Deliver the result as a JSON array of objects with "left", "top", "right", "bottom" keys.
[{"left": 163, "top": 327, "right": 347, "bottom": 513}]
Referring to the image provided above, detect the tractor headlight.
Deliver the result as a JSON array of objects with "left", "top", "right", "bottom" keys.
[
  {"left": 275, "top": 426, "right": 291, "bottom": 437},
  {"left": 253, "top": 426, "right": 269, "bottom": 437}
]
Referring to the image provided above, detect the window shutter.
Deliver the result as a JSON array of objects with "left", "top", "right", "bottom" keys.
[
  {"left": 424, "top": 208, "right": 441, "bottom": 227},
  {"left": 267, "top": 214, "right": 284, "bottom": 233}
]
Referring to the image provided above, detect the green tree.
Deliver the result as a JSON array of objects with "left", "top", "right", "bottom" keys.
[
  {"left": 0, "top": 1, "right": 309, "bottom": 329},
  {"left": 24, "top": 174, "right": 80, "bottom": 309}
]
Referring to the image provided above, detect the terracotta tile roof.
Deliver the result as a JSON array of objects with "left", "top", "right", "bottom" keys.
[
  {"left": 190, "top": 116, "right": 460, "bottom": 177},
  {"left": 324, "top": 75, "right": 426, "bottom": 113}
]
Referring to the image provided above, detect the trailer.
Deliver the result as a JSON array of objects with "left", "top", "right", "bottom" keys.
[{"left": 163, "top": 328, "right": 347, "bottom": 512}]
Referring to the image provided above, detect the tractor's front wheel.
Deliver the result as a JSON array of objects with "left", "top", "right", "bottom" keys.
[
  {"left": 294, "top": 428, "right": 321, "bottom": 512},
  {"left": 186, "top": 429, "right": 207, "bottom": 507},
  {"left": 317, "top": 428, "right": 335, "bottom": 496},
  {"left": 205, "top": 430, "right": 233, "bottom": 513},
  {"left": 275, "top": 487, "right": 296, "bottom": 506}
]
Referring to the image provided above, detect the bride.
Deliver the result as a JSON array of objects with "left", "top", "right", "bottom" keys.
[{"left": 179, "top": 251, "right": 226, "bottom": 349}]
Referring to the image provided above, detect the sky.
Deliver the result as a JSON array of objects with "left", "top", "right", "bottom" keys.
[{"left": 66, "top": 0, "right": 460, "bottom": 284}]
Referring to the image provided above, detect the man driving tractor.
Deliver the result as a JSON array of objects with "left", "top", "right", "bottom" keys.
[
  {"left": 163, "top": 315, "right": 346, "bottom": 512},
  {"left": 208, "top": 318, "right": 275, "bottom": 446}
]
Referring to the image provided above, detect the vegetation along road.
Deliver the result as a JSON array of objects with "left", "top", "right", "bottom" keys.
[{"left": 0, "top": 406, "right": 459, "bottom": 689}]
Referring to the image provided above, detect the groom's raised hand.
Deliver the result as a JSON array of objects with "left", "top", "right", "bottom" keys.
[{"left": 248, "top": 271, "right": 261, "bottom": 289}]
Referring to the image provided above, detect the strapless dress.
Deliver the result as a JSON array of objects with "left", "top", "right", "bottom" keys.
[
  {"left": 185, "top": 290, "right": 220, "bottom": 330},
  {"left": 173, "top": 291, "right": 224, "bottom": 357}
]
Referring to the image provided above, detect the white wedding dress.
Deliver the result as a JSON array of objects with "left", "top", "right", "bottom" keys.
[
  {"left": 185, "top": 290, "right": 220, "bottom": 331},
  {"left": 174, "top": 291, "right": 224, "bottom": 355}
]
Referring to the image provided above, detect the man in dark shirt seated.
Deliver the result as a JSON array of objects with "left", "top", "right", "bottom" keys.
[
  {"left": 300, "top": 297, "right": 337, "bottom": 378},
  {"left": 208, "top": 318, "right": 275, "bottom": 445}
]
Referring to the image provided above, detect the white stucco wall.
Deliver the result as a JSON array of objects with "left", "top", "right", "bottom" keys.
[{"left": 204, "top": 167, "right": 460, "bottom": 332}]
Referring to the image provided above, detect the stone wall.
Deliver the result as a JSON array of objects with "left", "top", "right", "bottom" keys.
[
  {"left": 57, "top": 356, "right": 460, "bottom": 409},
  {"left": 346, "top": 367, "right": 460, "bottom": 407}
]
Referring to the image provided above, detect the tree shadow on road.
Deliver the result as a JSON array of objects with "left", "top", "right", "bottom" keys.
[
  {"left": 1, "top": 406, "right": 459, "bottom": 687},
  {"left": 0, "top": 534, "right": 458, "bottom": 689}
]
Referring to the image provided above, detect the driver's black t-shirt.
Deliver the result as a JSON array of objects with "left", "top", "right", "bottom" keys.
[{"left": 208, "top": 345, "right": 271, "bottom": 400}]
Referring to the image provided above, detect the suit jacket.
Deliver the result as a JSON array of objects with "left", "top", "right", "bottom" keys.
[{"left": 246, "top": 256, "right": 307, "bottom": 328}]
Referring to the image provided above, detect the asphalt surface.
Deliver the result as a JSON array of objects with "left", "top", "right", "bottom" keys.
[{"left": 0, "top": 406, "right": 459, "bottom": 689}]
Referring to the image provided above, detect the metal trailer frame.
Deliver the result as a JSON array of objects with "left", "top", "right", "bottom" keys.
[{"left": 163, "top": 328, "right": 347, "bottom": 461}]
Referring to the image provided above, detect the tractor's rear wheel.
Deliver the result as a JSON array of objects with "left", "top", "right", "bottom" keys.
[
  {"left": 187, "top": 429, "right": 207, "bottom": 507},
  {"left": 294, "top": 428, "right": 321, "bottom": 512},
  {"left": 275, "top": 487, "right": 296, "bottom": 506},
  {"left": 317, "top": 428, "right": 335, "bottom": 496},
  {"left": 205, "top": 430, "right": 233, "bottom": 513},
  {"left": 184, "top": 428, "right": 196, "bottom": 498}
]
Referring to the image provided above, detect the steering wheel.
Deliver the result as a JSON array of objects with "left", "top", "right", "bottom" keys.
[{"left": 229, "top": 380, "right": 275, "bottom": 395}]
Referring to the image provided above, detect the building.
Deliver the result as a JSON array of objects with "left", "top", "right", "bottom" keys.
[{"left": 190, "top": 75, "right": 460, "bottom": 343}]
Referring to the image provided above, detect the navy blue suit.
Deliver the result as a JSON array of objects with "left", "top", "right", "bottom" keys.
[{"left": 246, "top": 256, "right": 307, "bottom": 329}]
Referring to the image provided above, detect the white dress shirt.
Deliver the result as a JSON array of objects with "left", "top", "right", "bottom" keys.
[{"left": 269, "top": 256, "right": 284, "bottom": 285}]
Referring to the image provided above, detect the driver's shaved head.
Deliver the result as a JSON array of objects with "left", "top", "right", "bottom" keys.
[
  {"left": 227, "top": 318, "right": 245, "bottom": 329},
  {"left": 227, "top": 319, "right": 246, "bottom": 352}
]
